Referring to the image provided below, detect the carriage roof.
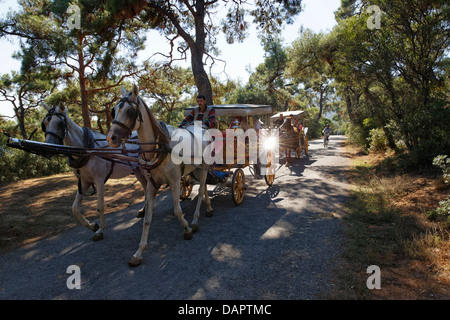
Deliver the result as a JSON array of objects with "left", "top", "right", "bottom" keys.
[
  {"left": 270, "top": 110, "right": 306, "bottom": 119},
  {"left": 184, "top": 104, "right": 272, "bottom": 117}
]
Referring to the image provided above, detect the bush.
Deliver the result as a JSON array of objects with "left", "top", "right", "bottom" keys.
[
  {"left": 368, "top": 128, "right": 388, "bottom": 153},
  {"left": 0, "top": 135, "right": 70, "bottom": 183},
  {"left": 427, "top": 196, "right": 450, "bottom": 227},
  {"left": 432, "top": 155, "right": 450, "bottom": 184},
  {"left": 347, "top": 123, "right": 369, "bottom": 150}
]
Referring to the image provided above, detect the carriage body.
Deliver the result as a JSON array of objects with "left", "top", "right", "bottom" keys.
[{"left": 180, "top": 104, "right": 277, "bottom": 205}]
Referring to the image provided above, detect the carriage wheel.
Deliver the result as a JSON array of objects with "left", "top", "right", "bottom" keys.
[
  {"left": 231, "top": 168, "right": 246, "bottom": 206},
  {"left": 180, "top": 174, "right": 194, "bottom": 200},
  {"left": 264, "top": 153, "right": 276, "bottom": 187}
]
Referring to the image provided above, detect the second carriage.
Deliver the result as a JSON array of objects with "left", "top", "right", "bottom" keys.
[
  {"left": 180, "top": 104, "right": 278, "bottom": 206},
  {"left": 271, "top": 110, "right": 308, "bottom": 159}
]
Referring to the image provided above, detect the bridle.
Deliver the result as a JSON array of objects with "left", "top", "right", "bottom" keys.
[
  {"left": 111, "top": 95, "right": 142, "bottom": 139},
  {"left": 41, "top": 107, "right": 68, "bottom": 144},
  {"left": 110, "top": 93, "right": 171, "bottom": 176}
]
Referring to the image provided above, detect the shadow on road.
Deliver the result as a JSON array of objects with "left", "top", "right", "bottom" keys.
[{"left": 0, "top": 136, "right": 349, "bottom": 300}]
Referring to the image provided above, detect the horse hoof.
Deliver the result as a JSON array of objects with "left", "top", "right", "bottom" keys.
[
  {"left": 136, "top": 209, "right": 145, "bottom": 219},
  {"left": 184, "top": 230, "right": 193, "bottom": 240},
  {"left": 191, "top": 224, "right": 199, "bottom": 233},
  {"left": 92, "top": 232, "right": 104, "bottom": 241},
  {"left": 206, "top": 209, "right": 214, "bottom": 217},
  {"left": 128, "top": 256, "right": 142, "bottom": 267}
]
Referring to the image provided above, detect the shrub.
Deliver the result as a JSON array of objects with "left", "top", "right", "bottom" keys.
[
  {"left": 427, "top": 196, "right": 450, "bottom": 228},
  {"left": 0, "top": 135, "right": 70, "bottom": 183},
  {"left": 432, "top": 155, "right": 450, "bottom": 184},
  {"left": 368, "top": 128, "right": 388, "bottom": 153}
]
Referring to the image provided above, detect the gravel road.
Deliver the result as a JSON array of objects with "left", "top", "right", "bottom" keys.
[{"left": 0, "top": 135, "right": 350, "bottom": 300}]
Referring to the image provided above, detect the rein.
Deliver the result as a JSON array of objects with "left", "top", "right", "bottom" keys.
[
  {"left": 42, "top": 107, "right": 68, "bottom": 143},
  {"left": 111, "top": 96, "right": 141, "bottom": 138},
  {"left": 111, "top": 94, "right": 171, "bottom": 172}
]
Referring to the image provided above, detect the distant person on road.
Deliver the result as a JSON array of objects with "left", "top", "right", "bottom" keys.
[{"left": 322, "top": 124, "right": 332, "bottom": 142}]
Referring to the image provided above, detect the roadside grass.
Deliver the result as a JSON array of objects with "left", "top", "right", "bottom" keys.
[
  {"left": 333, "top": 145, "right": 450, "bottom": 299},
  {"left": 0, "top": 172, "right": 145, "bottom": 255}
]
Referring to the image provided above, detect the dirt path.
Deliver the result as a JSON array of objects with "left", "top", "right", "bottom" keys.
[{"left": 0, "top": 136, "right": 350, "bottom": 300}]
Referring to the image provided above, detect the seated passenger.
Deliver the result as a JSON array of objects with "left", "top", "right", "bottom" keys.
[{"left": 229, "top": 116, "right": 249, "bottom": 130}]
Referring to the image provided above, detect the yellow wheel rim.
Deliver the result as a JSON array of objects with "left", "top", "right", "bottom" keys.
[
  {"left": 180, "top": 175, "right": 193, "bottom": 200},
  {"left": 232, "top": 169, "right": 245, "bottom": 205}
]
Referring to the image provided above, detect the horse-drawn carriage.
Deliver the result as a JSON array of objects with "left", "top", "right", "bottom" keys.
[
  {"left": 270, "top": 110, "right": 308, "bottom": 164},
  {"left": 179, "top": 104, "right": 278, "bottom": 205},
  {"left": 5, "top": 89, "right": 280, "bottom": 266}
]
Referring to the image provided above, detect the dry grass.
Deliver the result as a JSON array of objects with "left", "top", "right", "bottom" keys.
[
  {"left": 0, "top": 172, "right": 145, "bottom": 255},
  {"left": 332, "top": 144, "right": 450, "bottom": 300}
]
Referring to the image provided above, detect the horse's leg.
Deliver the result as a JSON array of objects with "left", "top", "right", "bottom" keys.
[
  {"left": 129, "top": 183, "right": 157, "bottom": 267},
  {"left": 203, "top": 173, "right": 213, "bottom": 217},
  {"left": 170, "top": 179, "right": 193, "bottom": 239},
  {"left": 71, "top": 191, "right": 99, "bottom": 232},
  {"left": 134, "top": 169, "right": 147, "bottom": 218},
  {"left": 190, "top": 167, "right": 211, "bottom": 233},
  {"left": 201, "top": 166, "right": 213, "bottom": 217},
  {"left": 285, "top": 148, "right": 290, "bottom": 166},
  {"left": 92, "top": 182, "right": 105, "bottom": 241}
]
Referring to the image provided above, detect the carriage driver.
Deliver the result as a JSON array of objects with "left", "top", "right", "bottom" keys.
[{"left": 179, "top": 94, "right": 216, "bottom": 129}]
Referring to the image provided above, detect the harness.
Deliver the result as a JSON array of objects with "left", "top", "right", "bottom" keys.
[
  {"left": 111, "top": 94, "right": 172, "bottom": 190},
  {"left": 42, "top": 107, "right": 68, "bottom": 144},
  {"left": 42, "top": 108, "right": 115, "bottom": 196},
  {"left": 70, "top": 127, "right": 115, "bottom": 196},
  {"left": 111, "top": 96, "right": 142, "bottom": 139}
]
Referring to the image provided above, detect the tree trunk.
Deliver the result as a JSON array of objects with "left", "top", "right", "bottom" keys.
[
  {"left": 190, "top": 1, "right": 213, "bottom": 104},
  {"left": 316, "top": 84, "right": 328, "bottom": 122},
  {"left": 191, "top": 46, "right": 213, "bottom": 104},
  {"left": 77, "top": 34, "right": 91, "bottom": 129},
  {"left": 15, "top": 106, "right": 27, "bottom": 139}
]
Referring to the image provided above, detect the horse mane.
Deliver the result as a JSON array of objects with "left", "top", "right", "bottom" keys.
[
  {"left": 139, "top": 97, "right": 170, "bottom": 145},
  {"left": 281, "top": 118, "right": 293, "bottom": 131}
]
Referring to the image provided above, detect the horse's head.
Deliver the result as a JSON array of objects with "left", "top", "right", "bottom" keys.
[
  {"left": 41, "top": 102, "right": 68, "bottom": 145},
  {"left": 279, "top": 118, "right": 293, "bottom": 133},
  {"left": 107, "top": 84, "right": 143, "bottom": 148}
]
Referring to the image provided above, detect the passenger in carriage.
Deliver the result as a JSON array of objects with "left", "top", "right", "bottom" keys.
[
  {"left": 179, "top": 94, "right": 216, "bottom": 129},
  {"left": 229, "top": 116, "right": 249, "bottom": 130},
  {"left": 253, "top": 116, "right": 263, "bottom": 135},
  {"left": 274, "top": 113, "right": 285, "bottom": 127}
]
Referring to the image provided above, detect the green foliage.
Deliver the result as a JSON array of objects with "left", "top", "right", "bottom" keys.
[
  {"left": 329, "top": 0, "right": 450, "bottom": 167},
  {"left": 0, "top": 134, "right": 70, "bottom": 184},
  {"left": 368, "top": 128, "right": 388, "bottom": 153},
  {"left": 305, "top": 111, "right": 332, "bottom": 139},
  {"left": 433, "top": 155, "right": 450, "bottom": 184},
  {"left": 426, "top": 155, "right": 450, "bottom": 226},
  {"left": 427, "top": 196, "right": 450, "bottom": 227}
]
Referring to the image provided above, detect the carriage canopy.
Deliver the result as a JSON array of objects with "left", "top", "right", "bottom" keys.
[
  {"left": 184, "top": 104, "right": 272, "bottom": 117},
  {"left": 270, "top": 110, "right": 306, "bottom": 120}
]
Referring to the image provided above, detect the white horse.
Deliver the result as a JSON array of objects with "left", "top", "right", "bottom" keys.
[
  {"left": 42, "top": 102, "right": 147, "bottom": 241},
  {"left": 106, "top": 85, "right": 213, "bottom": 267}
]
